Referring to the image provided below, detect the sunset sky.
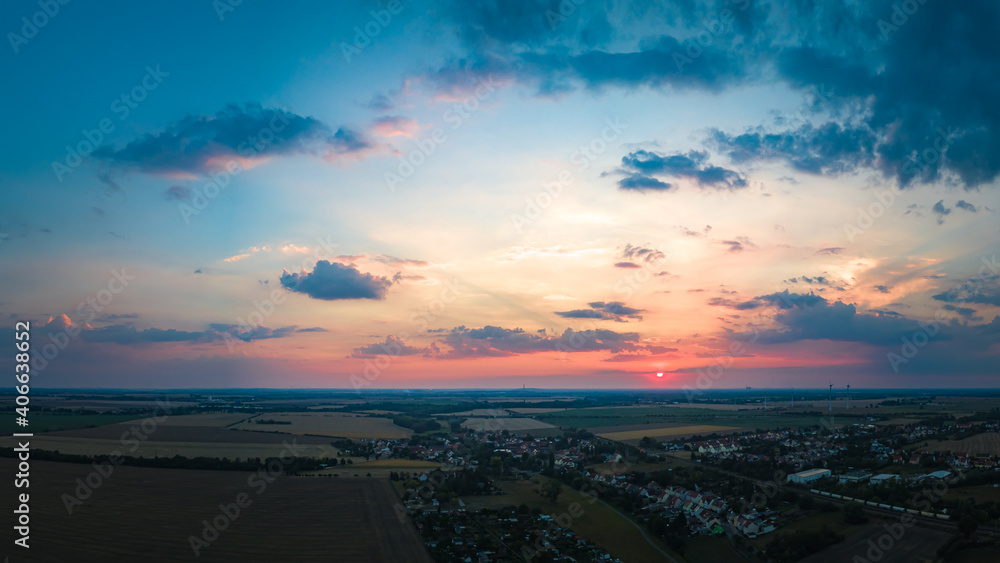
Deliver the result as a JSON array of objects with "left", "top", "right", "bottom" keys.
[{"left": 2, "top": 1, "right": 998, "bottom": 389}]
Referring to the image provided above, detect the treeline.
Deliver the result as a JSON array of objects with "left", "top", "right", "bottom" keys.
[
  {"left": 254, "top": 419, "right": 292, "bottom": 425},
  {"left": 0, "top": 447, "right": 332, "bottom": 474},
  {"left": 392, "top": 415, "right": 442, "bottom": 434}
]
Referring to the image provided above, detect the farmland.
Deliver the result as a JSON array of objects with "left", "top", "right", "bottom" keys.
[
  {"left": 537, "top": 405, "right": 829, "bottom": 433},
  {"left": 0, "top": 435, "right": 337, "bottom": 460},
  {"left": 919, "top": 432, "right": 1000, "bottom": 456},
  {"left": 460, "top": 417, "right": 558, "bottom": 433},
  {"left": 0, "top": 459, "right": 431, "bottom": 562},
  {"left": 230, "top": 412, "right": 413, "bottom": 439},
  {"left": 596, "top": 424, "right": 740, "bottom": 441},
  {"left": 0, "top": 413, "right": 150, "bottom": 433},
  {"left": 461, "top": 476, "right": 679, "bottom": 563}
]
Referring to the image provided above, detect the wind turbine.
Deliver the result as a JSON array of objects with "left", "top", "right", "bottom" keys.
[
  {"left": 828, "top": 382, "right": 833, "bottom": 413},
  {"left": 846, "top": 384, "right": 850, "bottom": 410}
]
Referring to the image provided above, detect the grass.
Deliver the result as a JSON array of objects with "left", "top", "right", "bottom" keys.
[
  {"left": 467, "top": 477, "right": 679, "bottom": 563},
  {"left": 0, "top": 413, "right": 147, "bottom": 433}
]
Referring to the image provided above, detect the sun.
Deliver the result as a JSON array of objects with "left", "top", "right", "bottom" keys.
[{"left": 656, "top": 372, "right": 664, "bottom": 378}]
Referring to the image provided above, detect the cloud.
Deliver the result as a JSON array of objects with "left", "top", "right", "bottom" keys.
[
  {"left": 371, "top": 115, "right": 419, "bottom": 138},
  {"left": 932, "top": 275, "right": 1000, "bottom": 307},
  {"left": 555, "top": 301, "right": 643, "bottom": 322},
  {"left": 932, "top": 200, "right": 951, "bottom": 224},
  {"left": 614, "top": 261, "right": 641, "bottom": 269},
  {"left": 372, "top": 255, "right": 430, "bottom": 267},
  {"left": 432, "top": 325, "right": 659, "bottom": 359},
  {"left": 617, "top": 174, "right": 672, "bottom": 191},
  {"left": 615, "top": 149, "right": 747, "bottom": 190},
  {"left": 31, "top": 315, "right": 297, "bottom": 346},
  {"left": 873, "top": 284, "right": 892, "bottom": 294},
  {"left": 427, "top": 2, "right": 1000, "bottom": 190},
  {"left": 816, "top": 247, "right": 844, "bottom": 255},
  {"left": 280, "top": 260, "right": 394, "bottom": 300},
  {"left": 620, "top": 243, "right": 665, "bottom": 263},
  {"left": 715, "top": 290, "right": 828, "bottom": 311},
  {"left": 710, "top": 122, "right": 877, "bottom": 176},
  {"left": 351, "top": 335, "right": 428, "bottom": 358},
  {"left": 720, "top": 236, "right": 754, "bottom": 253},
  {"left": 955, "top": 200, "right": 978, "bottom": 213},
  {"left": 94, "top": 103, "right": 381, "bottom": 176},
  {"left": 296, "top": 327, "right": 328, "bottom": 333},
  {"left": 165, "top": 185, "right": 192, "bottom": 201}
]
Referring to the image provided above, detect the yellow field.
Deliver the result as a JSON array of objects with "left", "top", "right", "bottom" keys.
[
  {"left": 597, "top": 424, "right": 738, "bottom": 441},
  {"left": 0, "top": 436, "right": 337, "bottom": 459},
  {"left": 231, "top": 412, "right": 412, "bottom": 439}
]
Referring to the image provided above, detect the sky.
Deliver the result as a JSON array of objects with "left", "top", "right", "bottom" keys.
[{"left": 1, "top": 0, "right": 999, "bottom": 389}]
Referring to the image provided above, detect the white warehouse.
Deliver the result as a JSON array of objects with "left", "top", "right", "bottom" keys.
[{"left": 787, "top": 468, "right": 832, "bottom": 484}]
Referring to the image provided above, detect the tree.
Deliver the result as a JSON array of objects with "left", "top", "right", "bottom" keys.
[
  {"left": 542, "top": 480, "right": 563, "bottom": 503},
  {"left": 958, "top": 514, "right": 979, "bottom": 538}
]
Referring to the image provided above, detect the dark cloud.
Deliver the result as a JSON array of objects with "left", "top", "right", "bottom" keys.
[
  {"left": 816, "top": 247, "right": 843, "bottom": 255},
  {"left": 614, "top": 261, "right": 641, "bottom": 269},
  {"left": 710, "top": 122, "right": 877, "bottom": 176},
  {"left": 873, "top": 285, "right": 892, "bottom": 294},
  {"left": 955, "top": 200, "right": 978, "bottom": 213},
  {"left": 433, "top": 325, "right": 657, "bottom": 359},
  {"left": 722, "top": 290, "right": 828, "bottom": 311},
  {"left": 94, "top": 103, "right": 378, "bottom": 176},
  {"left": 165, "top": 185, "right": 192, "bottom": 201},
  {"left": 932, "top": 200, "right": 951, "bottom": 224},
  {"left": 617, "top": 174, "right": 672, "bottom": 191},
  {"left": 932, "top": 275, "right": 1000, "bottom": 307},
  {"left": 430, "top": 1, "right": 1000, "bottom": 190},
  {"left": 555, "top": 301, "right": 644, "bottom": 322},
  {"left": 280, "top": 260, "right": 394, "bottom": 300},
  {"left": 351, "top": 335, "right": 428, "bottom": 358},
  {"left": 620, "top": 243, "right": 665, "bottom": 263},
  {"left": 720, "top": 236, "right": 754, "bottom": 253},
  {"left": 296, "top": 327, "right": 328, "bottom": 333},
  {"left": 616, "top": 149, "right": 746, "bottom": 190},
  {"left": 942, "top": 304, "right": 981, "bottom": 320}
]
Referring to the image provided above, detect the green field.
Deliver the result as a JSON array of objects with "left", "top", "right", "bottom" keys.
[{"left": 0, "top": 412, "right": 144, "bottom": 433}]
